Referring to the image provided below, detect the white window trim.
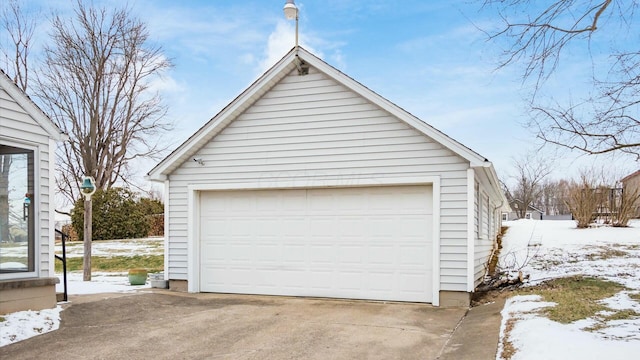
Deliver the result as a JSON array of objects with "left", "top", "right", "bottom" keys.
[{"left": 0, "top": 138, "right": 40, "bottom": 280}]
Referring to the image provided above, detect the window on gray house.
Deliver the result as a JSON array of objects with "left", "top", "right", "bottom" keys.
[{"left": 0, "top": 145, "right": 35, "bottom": 273}]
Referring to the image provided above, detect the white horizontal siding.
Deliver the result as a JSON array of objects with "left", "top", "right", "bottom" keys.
[
  {"left": 473, "top": 176, "right": 501, "bottom": 287},
  {"left": 0, "top": 86, "right": 54, "bottom": 279},
  {"left": 1, "top": 90, "right": 50, "bottom": 145},
  {"left": 166, "top": 67, "right": 471, "bottom": 291}
]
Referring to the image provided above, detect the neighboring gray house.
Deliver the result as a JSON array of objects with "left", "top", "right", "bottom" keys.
[
  {"left": 621, "top": 170, "right": 640, "bottom": 218},
  {"left": 148, "top": 47, "right": 506, "bottom": 307},
  {"left": 503, "top": 199, "right": 543, "bottom": 221},
  {"left": 0, "top": 70, "right": 67, "bottom": 314}
]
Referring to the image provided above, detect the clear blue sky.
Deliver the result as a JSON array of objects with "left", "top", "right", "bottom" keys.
[{"left": 3, "top": 0, "right": 636, "bottom": 184}]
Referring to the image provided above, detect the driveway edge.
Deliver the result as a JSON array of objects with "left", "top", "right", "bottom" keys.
[{"left": 437, "top": 298, "right": 506, "bottom": 360}]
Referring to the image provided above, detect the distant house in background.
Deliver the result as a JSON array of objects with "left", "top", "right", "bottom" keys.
[
  {"left": 502, "top": 199, "right": 543, "bottom": 221},
  {"left": 0, "top": 69, "right": 67, "bottom": 314},
  {"left": 621, "top": 170, "right": 640, "bottom": 218}
]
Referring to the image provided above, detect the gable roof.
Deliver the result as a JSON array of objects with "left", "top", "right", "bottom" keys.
[
  {"left": 621, "top": 170, "right": 640, "bottom": 183},
  {"left": 508, "top": 199, "right": 543, "bottom": 213},
  {"left": 148, "top": 47, "right": 500, "bottom": 189},
  {"left": 0, "top": 69, "right": 67, "bottom": 141}
]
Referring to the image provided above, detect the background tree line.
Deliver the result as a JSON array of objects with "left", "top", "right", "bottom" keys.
[{"left": 502, "top": 154, "right": 639, "bottom": 228}]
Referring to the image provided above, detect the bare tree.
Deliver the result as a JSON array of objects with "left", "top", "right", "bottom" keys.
[
  {"left": 503, "top": 153, "right": 553, "bottom": 218},
  {"left": 614, "top": 187, "right": 640, "bottom": 226},
  {"left": 1, "top": 1, "right": 35, "bottom": 244},
  {"left": 482, "top": 1, "right": 640, "bottom": 159},
  {"left": 565, "top": 170, "right": 605, "bottom": 228},
  {"left": 535, "top": 179, "right": 570, "bottom": 216},
  {"left": 32, "top": 1, "right": 173, "bottom": 203},
  {"left": 0, "top": 0, "right": 35, "bottom": 91},
  {"left": 1, "top": 0, "right": 33, "bottom": 91}
]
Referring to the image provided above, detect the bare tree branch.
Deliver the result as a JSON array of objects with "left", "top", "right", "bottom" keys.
[
  {"left": 32, "top": 0, "right": 173, "bottom": 204},
  {"left": 503, "top": 152, "right": 553, "bottom": 218},
  {"left": 0, "top": 0, "right": 36, "bottom": 91},
  {"left": 482, "top": 0, "right": 640, "bottom": 159}
]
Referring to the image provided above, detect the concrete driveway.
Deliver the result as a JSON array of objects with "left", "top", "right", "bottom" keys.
[{"left": 0, "top": 290, "right": 500, "bottom": 359}]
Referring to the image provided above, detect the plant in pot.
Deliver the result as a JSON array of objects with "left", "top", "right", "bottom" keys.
[{"left": 128, "top": 268, "right": 148, "bottom": 285}]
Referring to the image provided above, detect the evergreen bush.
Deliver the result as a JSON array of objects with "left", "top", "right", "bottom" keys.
[{"left": 71, "top": 187, "right": 163, "bottom": 240}]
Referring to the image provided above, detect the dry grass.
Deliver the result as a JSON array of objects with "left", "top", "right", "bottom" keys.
[
  {"left": 500, "top": 318, "right": 518, "bottom": 360},
  {"left": 516, "top": 276, "right": 625, "bottom": 323},
  {"left": 494, "top": 275, "right": 639, "bottom": 359},
  {"left": 586, "top": 309, "right": 640, "bottom": 331},
  {"left": 54, "top": 255, "right": 163, "bottom": 273},
  {"left": 584, "top": 247, "right": 628, "bottom": 261},
  {"left": 487, "top": 226, "right": 509, "bottom": 276}
]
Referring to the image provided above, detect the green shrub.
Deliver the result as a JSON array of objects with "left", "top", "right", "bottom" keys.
[
  {"left": 139, "top": 197, "right": 164, "bottom": 236},
  {"left": 71, "top": 187, "right": 163, "bottom": 240}
]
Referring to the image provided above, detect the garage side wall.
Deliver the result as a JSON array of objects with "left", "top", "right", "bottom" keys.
[
  {"left": 166, "top": 67, "right": 471, "bottom": 293},
  {"left": 473, "top": 176, "right": 502, "bottom": 287}
]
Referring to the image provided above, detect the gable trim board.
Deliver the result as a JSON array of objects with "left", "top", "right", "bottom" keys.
[
  {"left": 0, "top": 70, "right": 67, "bottom": 142},
  {"left": 148, "top": 48, "right": 498, "bottom": 182},
  {"left": 149, "top": 47, "right": 505, "bottom": 306}
]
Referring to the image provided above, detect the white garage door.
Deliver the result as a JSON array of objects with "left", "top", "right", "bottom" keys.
[{"left": 199, "top": 185, "right": 433, "bottom": 302}]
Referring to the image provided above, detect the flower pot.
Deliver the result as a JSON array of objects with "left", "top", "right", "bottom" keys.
[{"left": 128, "top": 268, "right": 148, "bottom": 285}]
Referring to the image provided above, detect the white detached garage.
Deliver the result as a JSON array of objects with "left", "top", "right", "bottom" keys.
[{"left": 148, "top": 47, "right": 505, "bottom": 307}]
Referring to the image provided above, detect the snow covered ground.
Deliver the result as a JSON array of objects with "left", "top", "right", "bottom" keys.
[
  {"left": 0, "top": 307, "right": 63, "bottom": 347},
  {"left": 1, "top": 272, "right": 151, "bottom": 347},
  {"left": 4, "top": 224, "right": 640, "bottom": 355},
  {"left": 1, "top": 238, "right": 157, "bottom": 347},
  {"left": 56, "top": 237, "right": 164, "bottom": 258},
  {"left": 496, "top": 220, "right": 640, "bottom": 359}
]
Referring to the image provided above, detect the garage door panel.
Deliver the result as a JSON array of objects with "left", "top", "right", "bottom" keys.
[
  {"left": 280, "top": 270, "right": 307, "bottom": 289},
  {"left": 338, "top": 246, "right": 364, "bottom": 264},
  {"left": 282, "top": 217, "right": 306, "bottom": 235},
  {"left": 200, "top": 185, "right": 433, "bottom": 303},
  {"left": 256, "top": 244, "right": 279, "bottom": 263},
  {"left": 309, "top": 222, "right": 334, "bottom": 238},
  {"left": 308, "top": 271, "right": 333, "bottom": 290},
  {"left": 400, "top": 247, "right": 429, "bottom": 266},
  {"left": 282, "top": 244, "right": 306, "bottom": 264},
  {"left": 399, "top": 272, "right": 430, "bottom": 292},
  {"left": 368, "top": 246, "right": 395, "bottom": 265},
  {"left": 338, "top": 218, "right": 368, "bottom": 237},
  {"left": 229, "top": 268, "right": 253, "bottom": 287},
  {"left": 310, "top": 245, "right": 334, "bottom": 264},
  {"left": 369, "top": 219, "right": 397, "bottom": 237},
  {"left": 337, "top": 271, "right": 364, "bottom": 291},
  {"left": 369, "top": 272, "right": 394, "bottom": 291}
]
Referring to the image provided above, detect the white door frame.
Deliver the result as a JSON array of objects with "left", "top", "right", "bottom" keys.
[{"left": 186, "top": 176, "right": 441, "bottom": 305}]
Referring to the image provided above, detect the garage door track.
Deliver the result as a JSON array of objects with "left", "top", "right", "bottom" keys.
[{"left": 0, "top": 291, "right": 477, "bottom": 359}]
